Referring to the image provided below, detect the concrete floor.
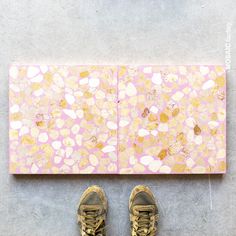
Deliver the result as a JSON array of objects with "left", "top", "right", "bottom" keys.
[{"left": 0, "top": 0, "right": 236, "bottom": 235}]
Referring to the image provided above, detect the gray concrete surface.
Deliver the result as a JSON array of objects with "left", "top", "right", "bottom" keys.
[{"left": 0, "top": 0, "right": 236, "bottom": 235}]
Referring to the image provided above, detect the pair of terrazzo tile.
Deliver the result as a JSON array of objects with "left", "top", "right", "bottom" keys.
[{"left": 9, "top": 65, "right": 226, "bottom": 174}]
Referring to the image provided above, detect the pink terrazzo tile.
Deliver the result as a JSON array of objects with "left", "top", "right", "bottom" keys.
[
  {"left": 9, "top": 65, "right": 226, "bottom": 174},
  {"left": 118, "top": 65, "right": 226, "bottom": 174},
  {"left": 9, "top": 65, "right": 118, "bottom": 174}
]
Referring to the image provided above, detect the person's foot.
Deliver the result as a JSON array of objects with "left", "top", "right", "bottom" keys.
[
  {"left": 129, "top": 185, "right": 159, "bottom": 236},
  {"left": 77, "top": 185, "right": 107, "bottom": 236}
]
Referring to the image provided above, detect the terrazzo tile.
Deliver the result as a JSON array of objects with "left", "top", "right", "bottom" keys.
[
  {"left": 9, "top": 65, "right": 118, "bottom": 174},
  {"left": 118, "top": 65, "right": 226, "bottom": 174}
]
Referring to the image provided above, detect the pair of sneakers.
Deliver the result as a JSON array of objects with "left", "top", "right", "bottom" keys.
[{"left": 77, "top": 185, "right": 159, "bottom": 236}]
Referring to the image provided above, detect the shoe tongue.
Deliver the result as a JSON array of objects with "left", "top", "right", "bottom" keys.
[
  {"left": 134, "top": 205, "right": 154, "bottom": 213},
  {"left": 81, "top": 205, "right": 103, "bottom": 215}
]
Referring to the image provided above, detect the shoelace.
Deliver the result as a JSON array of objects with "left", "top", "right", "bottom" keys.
[
  {"left": 132, "top": 210, "right": 157, "bottom": 236},
  {"left": 81, "top": 209, "right": 105, "bottom": 236}
]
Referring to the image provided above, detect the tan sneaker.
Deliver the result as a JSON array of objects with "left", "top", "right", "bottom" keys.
[
  {"left": 129, "top": 185, "right": 159, "bottom": 236},
  {"left": 77, "top": 185, "right": 107, "bottom": 236}
]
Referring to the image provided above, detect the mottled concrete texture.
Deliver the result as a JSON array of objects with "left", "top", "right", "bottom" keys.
[{"left": 0, "top": 0, "right": 236, "bottom": 235}]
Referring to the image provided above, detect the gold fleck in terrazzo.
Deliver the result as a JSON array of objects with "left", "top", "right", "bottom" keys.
[{"left": 9, "top": 65, "right": 226, "bottom": 174}]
